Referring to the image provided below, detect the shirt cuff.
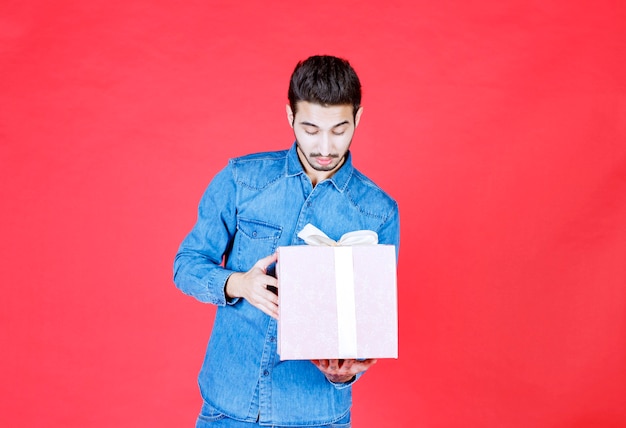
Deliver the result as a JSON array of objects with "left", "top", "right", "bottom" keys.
[
  {"left": 330, "top": 373, "right": 359, "bottom": 389},
  {"left": 210, "top": 268, "right": 239, "bottom": 305}
]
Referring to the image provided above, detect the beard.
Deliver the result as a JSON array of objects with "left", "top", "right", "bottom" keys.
[{"left": 295, "top": 140, "right": 350, "bottom": 172}]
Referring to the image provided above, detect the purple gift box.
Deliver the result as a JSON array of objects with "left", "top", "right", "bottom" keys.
[{"left": 277, "top": 244, "right": 398, "bottom": 360}]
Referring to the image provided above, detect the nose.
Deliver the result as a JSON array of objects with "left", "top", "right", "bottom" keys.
[{"left": 319, "top": 132, "right": 331, "bottom": 156}]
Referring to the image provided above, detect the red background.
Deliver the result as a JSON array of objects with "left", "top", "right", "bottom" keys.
[{"left": 1, "top": 1, "right": 625, "bottom": 427}]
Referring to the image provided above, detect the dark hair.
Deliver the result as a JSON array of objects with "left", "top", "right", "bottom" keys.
[{"left": 288, "top": 55, "right": 362, "bottom": 119}]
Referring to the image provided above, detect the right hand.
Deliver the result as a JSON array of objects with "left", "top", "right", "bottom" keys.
[{"left": 225, "top": 253, "right": 279, "bottom": 319}]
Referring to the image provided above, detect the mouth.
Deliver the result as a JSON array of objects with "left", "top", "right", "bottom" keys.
[
  {"left": 315, "top": 157, "right": 334, "bottom": 166},
  {"left": 312, "top": 153, "right": 339, "bottom": 165}
]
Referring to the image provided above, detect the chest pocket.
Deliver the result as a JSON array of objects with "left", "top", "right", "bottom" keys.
[{"left": 233, "top": 218, "right": 282, "bottom": 271}]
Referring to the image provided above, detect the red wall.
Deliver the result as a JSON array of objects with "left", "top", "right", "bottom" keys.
[{"left": 1, "top": 1, "right": 625, "bottom": 427}]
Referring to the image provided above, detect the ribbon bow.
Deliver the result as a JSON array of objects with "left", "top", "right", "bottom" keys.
[{"left": 297, "top": 223, "right": 378, "bottom": 246}]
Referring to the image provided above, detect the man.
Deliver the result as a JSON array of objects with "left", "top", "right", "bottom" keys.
[{"left": 174, "top": 55, "right": 400, "bottom": 427}]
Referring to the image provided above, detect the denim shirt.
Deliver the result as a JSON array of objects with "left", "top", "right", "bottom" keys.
[{"left": 173, "top": 143, "right": 400, "bottom": 426}]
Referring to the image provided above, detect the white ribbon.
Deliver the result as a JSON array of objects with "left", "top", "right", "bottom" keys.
[
  {"left": 297, "top": 223, "right": 378, "bottom": 246},
  {"left": 297, "top": 224, "right": 378, "bottom": 358}
]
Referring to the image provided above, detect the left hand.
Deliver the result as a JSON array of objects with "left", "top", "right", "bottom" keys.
[{"left": 311, "top": 358, "right": 378, "bottom": 384}]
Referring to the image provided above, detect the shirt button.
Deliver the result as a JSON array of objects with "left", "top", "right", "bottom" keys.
[
  {"left": 269, "top": 336, "right": 276, "bottom": 342},
  {"left": 263, "top": 370, "right": 269, "bottom": 376},
  {"left": 252, "top": 231, "right": 257, "bottom": 237}
]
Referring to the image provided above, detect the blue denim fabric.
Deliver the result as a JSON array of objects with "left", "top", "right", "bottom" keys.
[
  {"left": 196, "top": 400, "right": 352, "bottom": 428},
  {"left": 174, "top": 143, "right": 400, "bottom": 426}
]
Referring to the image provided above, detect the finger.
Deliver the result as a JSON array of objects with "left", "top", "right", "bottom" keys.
[
  {"left": 316, "top": 359, "right": 329, "bottom": 370},
  {"left": 260, "top": 285, "right": 279, "bottom": 302},
  {"left": 262, "top": 290, "right": 279, "bottom": 312},
  {"left": 253, "top": 289, "right": 279, "bottom": 310},
  {"left": 260, "top": 306, "right": 278, "bottom": 320},
  {"left": 245, "top": 283, "right": 275, "bottom": 303},
  {"left": 257, "top": 298, "right": 279, "bottom": 319},
  {"left": 363, "top": 358, "right": 378, "bottom": 367},
  {"left": 264, "top": 275, "right": 278, "bottom": 287},
  {"left": 266, "top": 305, "right": 279, "bottom": 320},
  {"left": 339, "top": 359, "right": 351, "bottom": 370},
  {"left": 350, "top": 358, "right": 377, "bottom": 372},
  {"left": 249, "top": 277, "right": 277, "bottom": 297},
  {"left": 255, "top": 253, "right": 278, "bottom": 272}
]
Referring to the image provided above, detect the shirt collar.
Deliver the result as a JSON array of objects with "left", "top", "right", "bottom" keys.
[{"left": 286, "top": 142, "right": 353, "bottom": 192}]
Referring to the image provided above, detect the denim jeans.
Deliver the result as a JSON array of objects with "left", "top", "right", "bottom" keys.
[{"left": 196, "top": 400, "right": 352, "bottom": 428}]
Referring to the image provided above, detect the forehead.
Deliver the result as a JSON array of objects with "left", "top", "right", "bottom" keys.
[{"left": 294, "top": 101, "right": 354, "bottom": 125}]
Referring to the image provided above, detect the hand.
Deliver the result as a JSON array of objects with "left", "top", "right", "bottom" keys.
[
  {"left": 225, "top": 253, "right": 279, "bottom": 319},
  {"left": 311, "top": 358, "right": 378, "bottom": 384}
]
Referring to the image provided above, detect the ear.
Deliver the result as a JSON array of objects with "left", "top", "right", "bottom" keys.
[
  {"left": 354, "top": 106, "right": 364, "bottom": 128},
  {"left": 286, "top": 104, "right": 294, "bottom": 128}
]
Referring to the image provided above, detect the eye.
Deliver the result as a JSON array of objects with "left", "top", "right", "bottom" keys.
[
  {"left": 303, "top": 126, "right": 318, "bottom": 135},
  {"left": 332, "top": 126, "right": 348, "bottom": 136}
]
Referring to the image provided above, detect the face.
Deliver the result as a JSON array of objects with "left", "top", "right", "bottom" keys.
[{"left": 287, "top": 101, "right": 363, "bottom": 185}]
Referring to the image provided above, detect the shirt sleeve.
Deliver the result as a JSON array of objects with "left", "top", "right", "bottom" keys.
[
  {"left": 173, "top": 164, "right": 238, "bottom": 306},
  {"left": 377, "top": 201, "right": 400, "bottom": 257}
]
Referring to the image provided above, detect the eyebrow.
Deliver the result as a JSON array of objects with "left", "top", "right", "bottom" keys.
[{"left": 299, "top": 120, "right": 351, "bottom": 129}]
